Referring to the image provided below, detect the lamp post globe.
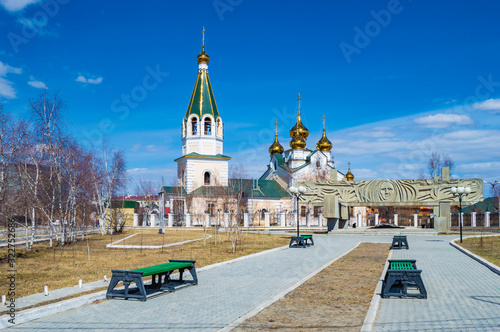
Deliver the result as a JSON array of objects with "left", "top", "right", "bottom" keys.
[
  {"left": 451, "top": 187, "right": 457, "bottom": 193},
  {"left": 465, "top": 187, "right": 471, "bottom": 194}
]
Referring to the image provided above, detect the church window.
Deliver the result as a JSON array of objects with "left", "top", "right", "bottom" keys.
[
  {"left": 204, "top": 118, "right": 212, "bottom": 135},
  {"left": 217, "top": 119, "right": 221, "bottom": 137},
  {"left": 204, "top": 171, "right": 211, "bottom": 185},
  {"left": 191, "top": 118, "right": 198, "bottom": 135},
  {"left": 316, "top": 160, "right": 320, "bottom": 167},
  {"left": 300, "top": 206, "right": 306, "bottom": 217},
  {"left": 261, "top": 209, "right": 267, "bottom": 220}
]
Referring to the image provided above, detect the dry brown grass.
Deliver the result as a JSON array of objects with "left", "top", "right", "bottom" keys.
[
  {"left": 235, "top": 242, "right": 389, "bottom": 332},
  {"left": 0, "top": 228, "right": 289, "bottom": 298},
  {"left": 460, "top": 235, "right": 500, "bottom": 266}
]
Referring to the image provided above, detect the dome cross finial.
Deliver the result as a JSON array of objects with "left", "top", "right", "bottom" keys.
[
  {"left": 297, "top": 92, "right": 301, "bottom": 114},
  {"left": 322, "top": 114, "right": 326, "bottom": 130},
  {"left": 202, "top": 27, "right": 205, "bottom": 48},
  {"left": 274, "top": 119, "right": 278, "bottom": 135}
]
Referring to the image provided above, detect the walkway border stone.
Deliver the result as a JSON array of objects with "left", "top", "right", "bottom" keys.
[
  {"left": 360, "top": 249, "right": 393, "bottom": 332},
  {"left": 449, "top": 235, "right": 500, "bottom": 276},
  {"left": 106, "top": 234, "right": 212, "bottom": 249}
]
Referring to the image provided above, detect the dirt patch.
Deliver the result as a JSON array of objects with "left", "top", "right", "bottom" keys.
[{"left": 234, "top": 242, "right": 388, "bottom": 331}]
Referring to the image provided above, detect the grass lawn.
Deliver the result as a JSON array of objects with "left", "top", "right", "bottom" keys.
[
  {"left": 460, "top": 235, "right": 500, "bottom": 266},
  {"left": 0, "top": 228, "right": 289, "bottom": 298}
]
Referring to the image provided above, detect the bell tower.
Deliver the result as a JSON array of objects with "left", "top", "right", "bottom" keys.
[{"left": 175, "top": 28, "right": 230, "bottom": 193}]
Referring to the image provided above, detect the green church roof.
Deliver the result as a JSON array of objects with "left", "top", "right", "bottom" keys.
[{"left": 185, "top": 71, "right": 219, "bottom": 120}]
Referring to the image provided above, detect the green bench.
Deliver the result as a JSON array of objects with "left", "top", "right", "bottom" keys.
[
  {"left": 390, "top": 235, "right": 409, "bottom": 249},
  {"left": 106, "top": 260, "right": 198, "bottom": 301},
  {"left": 289, "top": 234, "right": 314, "bottom": 248},
  {"left": 381, "top": 259, "right": 427, "bottom": 299}
]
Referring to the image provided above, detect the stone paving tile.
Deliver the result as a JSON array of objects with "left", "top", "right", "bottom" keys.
[
  {"left": 11, "top": 235, "right": 386, "bottom": 331},
  {"left": 374, "top": 236, "right": 500, "bottom": 331}
]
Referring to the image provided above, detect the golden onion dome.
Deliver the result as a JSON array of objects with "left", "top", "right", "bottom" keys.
[
  {"left": 197, "top": 46, "right": 210, "bottom": 64},
  {"left": 289, "top": 112, "right": 309, "bottom": 139},
  {"left": 316, "top": 129, "right": 332, "bottom": 152},
  {"left": 346, "top": 163, "right": 355, "bottom": 181},
  {"left": 269, "top": 134, "right": 284, "bottom": 155},
  {"left": 290, "top": 134, "right": 306, "bottom": 150}
]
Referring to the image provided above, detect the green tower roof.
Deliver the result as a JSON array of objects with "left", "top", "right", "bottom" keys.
[{"left": 184, "top": 70, "right": 219, "bottom": 120}]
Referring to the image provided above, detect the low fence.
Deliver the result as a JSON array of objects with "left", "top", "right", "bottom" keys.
[{"left": 451, "top": 212, "right": 499, "bottom": 228}]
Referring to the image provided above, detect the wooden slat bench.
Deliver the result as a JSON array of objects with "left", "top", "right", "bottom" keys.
[
  {"left": 106, "top": 260, "right": 198, "bottom": 301},
  {"left": 390, "top": 235, "right": 409, "bottom": 249},
  {"left": 289, "top": 234, "right": 314, "bottom": 248},
  {"left": 381, "top": 259, "right": 427, "bottom": 299}
]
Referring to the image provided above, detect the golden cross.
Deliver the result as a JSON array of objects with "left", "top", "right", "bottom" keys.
[
  {"left": 202, "top": 27, "right": 205, "bottom": 47},
  {"left": 348, "top": 161, "right": 351, "bottom": 168},
  {"left": 322, "top": 114, "right": 326, "bottom": 130},
  {"left": 274, "top": 119, "right": 278, "bottom": 135},
  {"left": 297, "top": 93, "right": 301, "bottom": 112}
]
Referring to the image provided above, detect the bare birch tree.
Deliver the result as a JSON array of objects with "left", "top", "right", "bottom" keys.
[{"left": 89, "top": 140, "right": 127, "bottom": 235}]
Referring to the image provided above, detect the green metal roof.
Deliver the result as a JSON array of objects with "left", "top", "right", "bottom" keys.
[
  {"left": 456, "top": 197, "right": 498, "bottom": 214},
  {"left": 189, "top": 179, "right": 290, "bottom": 199},
  {"left": 174, "top": 152, "right": 231, "bottom": 162},
  {"left": 106, "top": 200, "right": 138, "bottom": 209},
  {"left": 185, "top": 71, "right": 219, "bottom": 120},
  {"left": 162, "top": 186, "right": 187, "bottom": 195}
]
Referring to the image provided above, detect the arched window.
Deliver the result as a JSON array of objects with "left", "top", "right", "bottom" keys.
[
  {"left": 204, "top": 171, "right": 211, "bottom": 185},
  {"left": 316, "top": 159, "right": 320, "bottom": 167},
  {"left": 261, "top": 209, "right": 267, "bottom": 220},
  {"left": 217, "top": 119, "right": 221, "bottom": 136},
  {"left": 204, "top": 118, "right": 211, "bottom": 135},
  {"left": 300, "top": 206, "right": 306, "bottom": 217},
  {"left": 191, "top": 118, "right": 198, "bottom": 135}
]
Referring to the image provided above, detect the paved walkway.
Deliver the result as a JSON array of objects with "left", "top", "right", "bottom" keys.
[
  {"left": 8, "top": 234, "right": 374, "bottom": 331},
  {"left": 374, "top": 236, "right": 500, "bottom": 331},
  {"left": 6, "top": 233, "right": 500, "bottom": 331}
]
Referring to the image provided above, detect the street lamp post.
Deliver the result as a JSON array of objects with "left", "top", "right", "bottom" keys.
[
  {"left": 289, "top": 185, "right": 307, "bottom": 237},
  {"left": 451, "top": 186, "right": 471, "bottom": 243}
]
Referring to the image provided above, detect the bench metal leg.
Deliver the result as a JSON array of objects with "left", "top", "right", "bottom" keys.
[
  {"left": 106, "top": 270, "right": 147, "bottom": 301},
  {"left": 289, "top": 236, "right": 307, "bottom": 248},
  {"left": 382, "top": 270, "right": 426, "bottom": 299}
]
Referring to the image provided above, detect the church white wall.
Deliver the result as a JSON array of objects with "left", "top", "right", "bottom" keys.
[{"left": 187, "top": 159, "right": 228, "bottom": 190}]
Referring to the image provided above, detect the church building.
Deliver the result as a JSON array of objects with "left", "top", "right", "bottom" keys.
[{"left": 160, "top": 31, "right": 354, "bottom": 226}]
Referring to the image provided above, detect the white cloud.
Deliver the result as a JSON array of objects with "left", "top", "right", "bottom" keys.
[
  {"left": 17, "top": 16, "right": 58, "bottom": 38},
  {"left": 0, "top": 61, "right": 22, "bottom": 99},
  {"left": 76, "top": 75, "right": 103, "bottom": 85},
  {"left": 413, "top": 113, "right": 473, "bottom": 128},
  {"left": 473, "top": 99, "right": 500, "bottom": 114},
  {"left": 145, "top": 145, "right": 166, "bottom": 153},
  {"left": 0, "top": 0, "right": 41, "bottom": 12},
  {"left": 0, "top": 61, "right": 21, "bottom": 76},
  {"left": 457, "top": 162, "right": 500, "bottom": 172},
  {"left": 27, "top": 76, "right": 47, "bottom": 89},
  {"left": 348, "top": 128, "right": 395, "bottom": 138}
]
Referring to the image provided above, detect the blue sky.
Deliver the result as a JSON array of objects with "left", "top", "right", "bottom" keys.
[{"left": 1, "top": 0, "right": 499, "bottom": 195}]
